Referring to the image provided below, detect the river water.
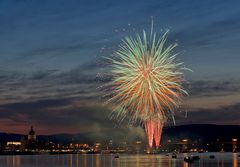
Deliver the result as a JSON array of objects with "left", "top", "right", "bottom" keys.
[{"left": 0, "top": 152, "right": 238, "bottom": 167}]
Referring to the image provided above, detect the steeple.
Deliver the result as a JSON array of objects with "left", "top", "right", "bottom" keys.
[{"left": 28, "top": 126, "right": 36, "bottom": 140}]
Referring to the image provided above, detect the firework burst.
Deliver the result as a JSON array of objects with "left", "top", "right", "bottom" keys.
[{"left": 107, "top": 23, "right": 188, "bottom": 148}]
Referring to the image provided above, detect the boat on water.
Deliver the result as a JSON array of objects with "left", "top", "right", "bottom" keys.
[
  {"left": 184, "top": 155, "right": 200, "bottom": 163},
  {"left": 172, "top": 153, "right": 177, "bottom": 158},
  {"left": 114, "top": 154, "right": 119, "bottom": 158},
  {"left": 209, "top": 155, "right": 215, "bottom": 159},
  {"left": 184, "top": 156, "right": 194, "bottom": 163}
]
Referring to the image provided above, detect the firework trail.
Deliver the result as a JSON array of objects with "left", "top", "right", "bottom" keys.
[{"left": 107, "top": 22, "right": 188, "bottom": 148}]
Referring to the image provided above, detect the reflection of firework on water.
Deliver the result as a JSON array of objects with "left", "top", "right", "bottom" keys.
[{"left": 107, "top": 22, "right": 188, "bottom": 148}]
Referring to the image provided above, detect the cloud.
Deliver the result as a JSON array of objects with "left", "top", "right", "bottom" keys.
[
  {"left": 0, "top": 65, "right": 103, "bottom": 104},
  {"left": 187, "top": 80, "right": 240, "bottom": 97},
  {"left": 175, "top": 103, "right": 240, "bottom": 125},
  {"left": 181, "top": 79, "right": 240, "bottom": 110},
  {"left": 30, "top": 70, "right": 58, "bottom": 80}
]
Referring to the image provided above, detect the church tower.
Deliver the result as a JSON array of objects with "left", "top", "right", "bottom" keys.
[{"left": 28, "top": 126, "right": 36, "bottom": 141}]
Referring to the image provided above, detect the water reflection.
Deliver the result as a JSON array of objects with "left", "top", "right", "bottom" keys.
[
  {"left": 183, "top": 161, "right": 188, "bottom": 167},
  {"left": 95, "top": 154, "right": 100, "bottom": 167},
  {"left": 76, "top": 154, "right": 78, "bottom": 167},
  {"left": 6, "top": 156, "right": 21, "bottom": 167},
  {"left": 0, "top": 153, "right": 239, "bottom": 167},
  {"left": 233, "top": 153, "right": 238, "bottom": 167},
  {"left": 69, "top": 154, "right": 72, "bottom": 167}
]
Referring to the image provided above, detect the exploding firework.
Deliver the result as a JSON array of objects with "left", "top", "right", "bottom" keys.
[{"left": 107, "top": 22, "right": 188, "bottom": 148}]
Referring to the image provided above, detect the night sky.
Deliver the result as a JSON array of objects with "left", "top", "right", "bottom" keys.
[{"left": 1, "top": 0, "right": 240, "bottom": 138}]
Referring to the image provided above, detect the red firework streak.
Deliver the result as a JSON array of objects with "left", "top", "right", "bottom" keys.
[{"left": 145, "top": 120, "right": 163, "bottom": 148}]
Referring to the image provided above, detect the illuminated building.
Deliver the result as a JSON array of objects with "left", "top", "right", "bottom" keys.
[
  {"left": 28, "top": 126, "right": 36, "bottom": 141},
  {"left": 25, "top": 126, "right": 38, "bottom": 150},
  {"left": 232, "top": 138, "right": 238, "bottom": 152},
  {"left": 181, "top": 139, "right": 189, "bottom": 152},
  {"left": 134, "top": 140, "right": 145, "bottom": 153},
  {"left": 7, "top": 142, "right": 22, "bottom": 146},
  {"left": 6, "top": 142, "right": 22, "bottom": 151}
]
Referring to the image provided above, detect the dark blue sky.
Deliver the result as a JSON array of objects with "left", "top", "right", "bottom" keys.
[{"left": 0, "top": 0, "right": 240, "bottom": 136}]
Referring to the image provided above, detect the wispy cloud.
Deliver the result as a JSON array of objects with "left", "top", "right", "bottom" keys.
[
  {"left": 175, "top": 103, "right": 240, "bottom": 125},
  {"left": 187, "top": 80, "right": 240, "bottom": 97}
]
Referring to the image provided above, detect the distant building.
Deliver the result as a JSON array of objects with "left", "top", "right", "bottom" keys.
[
  {"left": 6, "top": 141, "right": 22, "bottom": 151},
  {"left": 28, "top": 126, "right": 36, "bottom": 141},
  {"left": 7, "top": 142, "right": 21, "bottom": 146},
  {"left": 26, "top": 126, "right": 37, "bottom": 150}
]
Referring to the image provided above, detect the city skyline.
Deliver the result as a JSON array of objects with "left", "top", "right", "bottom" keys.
[{"left": 0, "top": 0, "right": 240, "bottom": 137}]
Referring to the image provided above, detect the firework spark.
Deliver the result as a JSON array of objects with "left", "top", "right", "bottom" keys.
[{"left": 107, "top": 22, "right": 188, "bottom": 148}]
